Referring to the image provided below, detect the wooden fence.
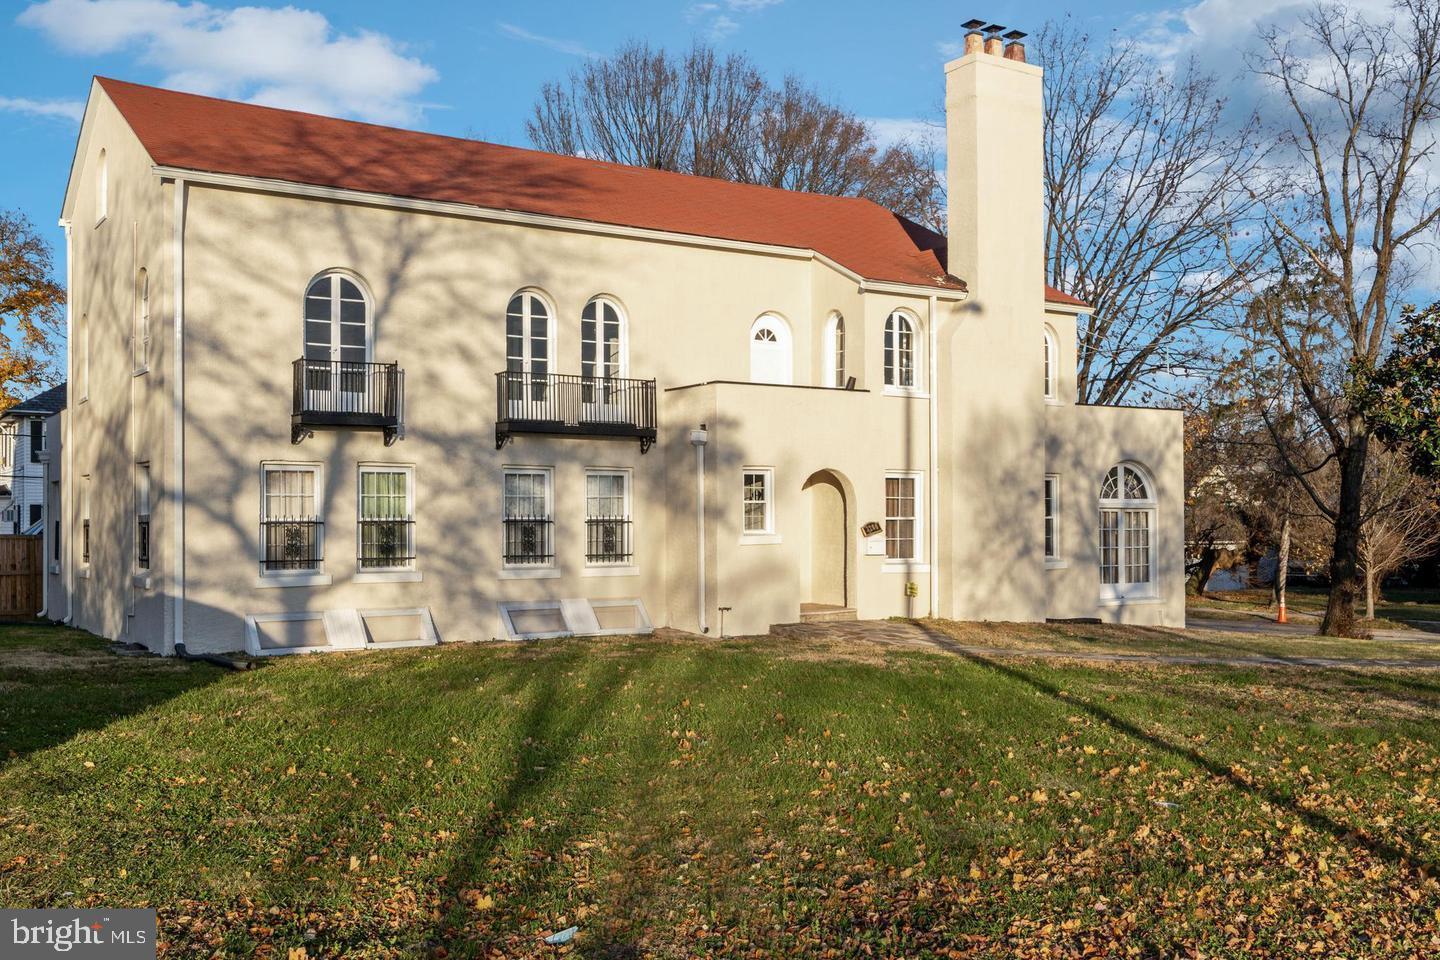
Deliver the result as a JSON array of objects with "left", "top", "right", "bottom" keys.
[{"left": 0, "top": 535, "right": 43, "bottom": 619}]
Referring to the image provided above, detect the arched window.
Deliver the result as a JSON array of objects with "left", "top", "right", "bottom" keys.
[
  {"left": 749, "top": 314, "right": 792, "bottom": 385},
  {"left": 823, "top": 312, "right": 846, "bottom": 387},
  {"left": 506, "top": 290, "right": 554, "bottom": 403},
  {"left": 1043, "top": 326, "right": 1058, "bottom": 400},
  {"left": 884, "top": 311, "right": 918, "bottom": 389},
  {"left": 582, "top": 297, "right": 626, "bottom": 380},
  {"left": 95, "top": 149, "right": 108, "bottom": 225},
  {"left": 1098, "top": 463, "right": 1157, "bottom": 600},
  {"left": 134, "top": 268, "right": 150, "bottom": 369},
  {"left": 302, "top": 272, "right": 370, "bottom": 408}
]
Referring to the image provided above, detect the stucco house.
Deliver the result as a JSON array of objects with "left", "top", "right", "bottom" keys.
[{"left": 57, "top": 25, "right": 1183, "bottom": 655}]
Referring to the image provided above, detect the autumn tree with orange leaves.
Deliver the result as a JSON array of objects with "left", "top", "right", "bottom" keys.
[{"left": 0, "top": 210, "right": 64, "bottom": 410}]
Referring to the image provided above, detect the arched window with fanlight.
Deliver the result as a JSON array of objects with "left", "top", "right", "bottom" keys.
[
  {"left": 581, "top": 296, "right": 627, "bottom": 412},
  {"left": 823, "top": 312, "right": 846, "bottom": 387},
  {"left": 884, "top": 310, "right": 919, "bottom": 389},
  {"left": 1043, "top": 326, "right": 1058, "bottom": 400},
  {"left": 505, "top": 289, "right": 554, "bottom": 406},
  {"left": 302, "top": 272, "right": 370, "bottom": 410},
  {"left": 749, "top": 314, "right": 792, "bottom": 385},
  {"left": 1098, "top": 463, "right": 1157, "bottom": 600}
]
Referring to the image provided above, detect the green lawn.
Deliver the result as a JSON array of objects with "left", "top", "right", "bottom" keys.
[
  {"left": 1191, "top": 584, "right": 1440, "bottom": 630},
  {"left": 2, "top": 624, "right": 1439, "bottom": 958}
]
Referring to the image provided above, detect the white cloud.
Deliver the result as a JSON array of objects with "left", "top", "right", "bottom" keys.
[
  {"left": 16, "top": 0, "right": 438, "bottom": 125},
  {"left": 0, "top": 96, "right": 85, "bottom": 123},
  {"left": 864, "top": 116, "right": 941, "bottom": 149},
  {"left": 497, "top": 22, "right": 598, "bottom": 59},
  {"left": 686, "top": 0, "right": 780, "bottom": 40}
]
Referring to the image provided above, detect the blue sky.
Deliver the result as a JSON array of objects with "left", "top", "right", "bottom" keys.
[{"left": 0, "top": 0, "right": 1270, "bottom": 246}]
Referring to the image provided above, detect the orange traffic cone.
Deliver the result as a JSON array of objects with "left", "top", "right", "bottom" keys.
[{"left": 1277, "top": 600, "right": 1288, "bottom": 624}]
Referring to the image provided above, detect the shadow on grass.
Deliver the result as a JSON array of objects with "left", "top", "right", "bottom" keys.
[
  {"left": 909, "top": 622, "right": 1438, "bottom": 878},
  {"left": 0, "top": 624, "right": 221, "bottom": 768}
]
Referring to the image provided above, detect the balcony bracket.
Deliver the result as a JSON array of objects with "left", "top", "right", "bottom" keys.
[
  {"left": 639, "top": 436, "right": 654, "bottom": 455},
  {"left": 291, "top": 423, "right": 314, "bottom": 445},
  {"left": 495, "top": 428, "right": 512, "bottom": 451},
  {"left": 384, "top": 425, "right": 400, "bottom": 447}
]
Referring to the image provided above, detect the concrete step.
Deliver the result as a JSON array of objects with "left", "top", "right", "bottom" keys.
[{"left": 798, "top": 603, "right": 858, "bottom": 623}]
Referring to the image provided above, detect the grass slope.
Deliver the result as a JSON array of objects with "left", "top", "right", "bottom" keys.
[{"left": 2, "top": 624, "right": 1438, "bottom": 958}]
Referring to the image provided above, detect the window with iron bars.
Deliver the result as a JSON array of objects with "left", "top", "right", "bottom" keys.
[
  {"left": 359, "top": 466, "right": 415, "bottom": 569},
  {"left": 261, "top": 466, "right": 323, "bottom": 572},
  {"left": 585, "top": 471, "right": 631, "bottom": 564},
  {"left": 503, "top": 469, "right": 553, "bottom": 565}
]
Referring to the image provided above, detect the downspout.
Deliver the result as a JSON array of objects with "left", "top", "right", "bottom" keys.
[
  {"left": 38, "top": 450, "right": 49, "bottom": 618},
  {"left": 690, "top": 427, "right": 709, "bottom": 633},
  {"left": 928, "top": 295, "right": 940, "bottom": 617},
  {"left": 168, "top": 179, "right": 186, "bottom": 656},
  {"left": 60, "top": 219, "right": 73, "bottom": 624}
]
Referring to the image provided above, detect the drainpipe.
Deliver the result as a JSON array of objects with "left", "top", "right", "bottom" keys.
[
  {"left": 928, "top": 294, "right": 939, "bottom": 618},
  {"left": 690, "top": 426, "right": 709, "bottom": 633},
  {"left": 59, "top": 218, "right": 73, "bottom": 624},
  {"left": 38, "top": 449, "right": 49, "bottom": 619},
  {"left": 168, "top": 178, "right": 186, "bottom": 656}
]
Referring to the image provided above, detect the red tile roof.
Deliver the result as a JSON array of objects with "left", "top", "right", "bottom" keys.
[{"left": 96, "top": 77, "right": 1086, "bottom": 305}]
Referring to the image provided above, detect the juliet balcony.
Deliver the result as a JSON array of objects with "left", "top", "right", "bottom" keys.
[
  {"left": 495, "top": 371, "right": 658, "bottom": 453},
  {"left": 292, "top": 358, "right": 404, "bottom": 446}
]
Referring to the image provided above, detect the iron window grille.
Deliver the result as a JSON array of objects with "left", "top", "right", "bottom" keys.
[
  {"left": 137, "top": 515, "right": 150, "bottom": 569},
  {"left": 359, "top": 518, "right": 415, "bottom": 569},
  {"left": 261, "top": 519, "right": 324, "bottom": 572},
  {"left": 502, "top": 516, "right": 553, "bottom": 565},
  {"left": 585, "top": 518, "right": 632, "bottom": 564}
]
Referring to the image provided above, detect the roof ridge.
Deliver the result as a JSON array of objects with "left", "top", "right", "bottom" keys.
[{"left": 94, "top": 76, "right": 897, "bottom": 212}]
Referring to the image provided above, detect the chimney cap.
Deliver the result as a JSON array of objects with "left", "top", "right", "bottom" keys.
[
  {"left": 1003, "top": 29, "right": 1027, "bottom": 40},
  {"left": 984, "top": 23, "right": 1006, "bottom": 34},
  {"left": 962, "top": 18, "right": 986, "bottom": 30}
]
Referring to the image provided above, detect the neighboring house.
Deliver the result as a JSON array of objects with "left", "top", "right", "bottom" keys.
[
  {"left": 57, "top": 26, "right": 1184, "bottom": 656},
  {"left": 0, "top": 383, "right": 67, "bottom": 618}
]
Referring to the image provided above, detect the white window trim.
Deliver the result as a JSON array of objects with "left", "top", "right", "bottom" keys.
[
  {"left": 304, "top": 270, "right": 374, "bottom": 364},
  {"left": 584, "top": 467, "right": 633, "bottom": 568},
  {"left": 1043, "top": 326, "right": 1060, "bottom": 403},
  {"left": 357, "top": 463, "right": 416, "bottom": 573},
  {"left": 94, "top": 148, "right": 108, "bottom": 227},
  {"left": 1044, "top": 473, "right": 1066, "bottom": 568},
  {"left": 882, "top": 470, "right": 924, "bottom": 570},
  {"left": 502, "top": 465, "right": 555, "bottom": 571},
  {"left": 259, "top": 461, "right": 325, "bottom": 581},
  {"left": 581, "top": 296, "right": 629, "bottom": 379},
  {"left": 506, "top": 288, "right": 559, "bottom": 377},
  {"left": 134, "top": 268, "right": 151, "bottom": 376},
  {"left": 79, "top": 475, "right": 91, "bottom": 573},
  {"left": 822, "top": 311, "right": 845, "bottom": 388},
  {"left": 1098, "top": 464, "right": 1158, "bottom": 601},
  {"left": 883, "top": 309, "right": 924, "bottom": 395},
  {"left": 740, "top": 466, "right": 776, "bottom": 541}
]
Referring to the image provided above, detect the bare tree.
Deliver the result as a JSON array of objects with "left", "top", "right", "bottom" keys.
[
  {"left": 1358, "top": 447, "right": 1440, "bottom": 619},
  {"left": 526, "top": 40, "right": 945, "bottom": 229},
  {"left": 1239, "top": 0, "right": 1440, "bottom": 636},
  {"left": 1038, "top": 16, "right": 1268, "bottom": 405}
]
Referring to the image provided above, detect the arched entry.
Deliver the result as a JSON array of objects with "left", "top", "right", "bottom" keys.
[{"left": 802, "top": 469, "right": 853, "bottom": 609}]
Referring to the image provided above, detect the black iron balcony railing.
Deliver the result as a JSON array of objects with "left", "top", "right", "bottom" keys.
[
  {"left": 261, "top": 519, "right": 324, "bottom": 572},
  {"left": 495, "top": 372, "right": 657, "bottom": 453},
  {"left": 585, "top": 517, "right": 633, "bottom": 564},
  {"left": 502, "top": 516, "right": 554, "bottom": 566},
  {"left": 358, "top": 518, "right": 416, "bottom": 569},
  {"left": 292, "top": 359, "right": 404, "bottom": 446}
]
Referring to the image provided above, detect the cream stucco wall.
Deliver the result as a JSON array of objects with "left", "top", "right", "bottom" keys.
[{"left": 62, "top": 50, "right": 1185, "bottom": 654}]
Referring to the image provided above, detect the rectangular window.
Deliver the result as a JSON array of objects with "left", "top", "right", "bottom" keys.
[
  {"left": 585, "top": 470, "right": 631, "bottom": 564},
  {"left": 358, "top": 465, "right": 415, "bottom": 570},
  {"left": 503, "top": 468, "right": 553, "bottom": 566},
  {"left": 742, "top": 468, "right": 773, "bottom": 535},
  {"left": 136, "top": 463, "right": 151, "bottom": 570},
  {"left": 28, "top": 504, "right": 41, "bottom": 527},
  {"left": 81, "top": 477, "right": 91, "bottom": 566},
  {"left": 1124, "top": 509, "right": 1151, "bottom": 585},
  {"left": 885, "top": 473, "right": 921, "bottom": 561},
  {"left": 261, "top": 465, "right": 322, "bottom": 573},
  {"left": 29, "top": 419, "right": 43, "bottom": 463},
  {"left": 1099, "top": 510, "right": 1120, "bottom": 585},
  {"left": 1044, "top": 475, "right": 1059, "bottom": 560}
]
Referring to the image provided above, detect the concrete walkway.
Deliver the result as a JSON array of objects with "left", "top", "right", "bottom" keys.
[{"left": 768, "top": 619, "right": 1440, "bottom": 670}]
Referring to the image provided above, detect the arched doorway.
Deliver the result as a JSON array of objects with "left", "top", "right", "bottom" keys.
[{"left": 802, "top": 469, "right": 852, "bottom": 609}]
